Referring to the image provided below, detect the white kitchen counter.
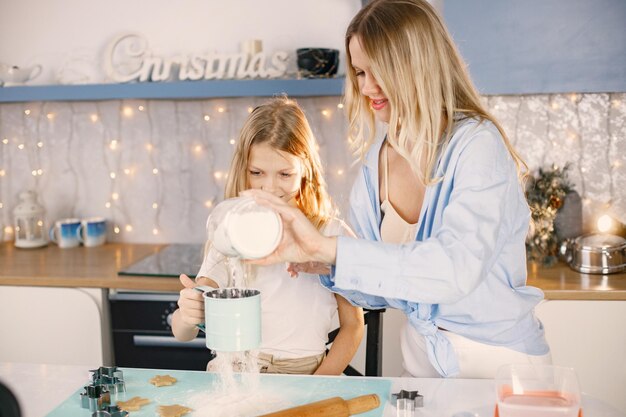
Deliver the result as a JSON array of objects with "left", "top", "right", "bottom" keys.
[
  {"left": 0, "top": 363, "right": 93, "bottom": 417},
  {"left": 1, "top": 362, "right": 624, "bottom": 417}
]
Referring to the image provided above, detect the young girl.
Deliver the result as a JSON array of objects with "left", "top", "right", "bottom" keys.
[
  {"left": 245, "top": 0, "right": 551, "bottom": 379},
  {"left": 172, "top": 96, "right": 364, "bottom": 375}
]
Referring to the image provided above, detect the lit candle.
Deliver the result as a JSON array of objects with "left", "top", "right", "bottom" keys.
[
  {"left": 597, "top": 215, "right": 613, "bottom": 233},
  {"left": 241, "top": 39, "right": 263, "bottom": 55}
]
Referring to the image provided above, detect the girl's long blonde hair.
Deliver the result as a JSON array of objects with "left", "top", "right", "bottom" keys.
[
  {"left": 224, "top": 96, "right": 334, "bottom": 229},
  {"left": 344, "top": 0, "right": 527, "bottom": 184}
]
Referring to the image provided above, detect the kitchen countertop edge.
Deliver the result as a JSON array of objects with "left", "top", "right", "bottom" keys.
[{"left": 1, "top": 242, "right": 625, "bottom": 299}]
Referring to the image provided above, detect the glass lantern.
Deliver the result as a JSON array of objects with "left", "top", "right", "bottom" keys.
[{"left": 13, "top": 190, "right": 48, "bottom": 248}]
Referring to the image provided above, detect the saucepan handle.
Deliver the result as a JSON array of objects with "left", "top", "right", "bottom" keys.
[{"left": 558, "top": 239, "right": 574, "bottom": 263}]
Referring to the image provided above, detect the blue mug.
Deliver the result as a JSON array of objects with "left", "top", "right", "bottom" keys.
[
  {"left": 194, "top": 286, "right": 261, "bottom": 352},
  {"left": 49, "top": 218, "right": 81, "bottom": 248},
  {"left": 77, "top": 217, "right": 107, "bottom": 247}
]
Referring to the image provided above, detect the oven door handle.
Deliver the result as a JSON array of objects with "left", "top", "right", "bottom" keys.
[{"left": 133, "top": 335, "right": 207, "bottom": 349}]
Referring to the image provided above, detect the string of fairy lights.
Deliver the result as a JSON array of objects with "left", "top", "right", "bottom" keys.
[
  {"left": 573, "top": 93, "right": 588, "bottom": 206},
  {"left": 0, "top": 97, "right": 347, "bottom": 242},
  {"left": 492, "top": 92, "right": 625, "bottom": 233},
  {"left": 598, "top": 93, "right": 626, "bottom": 233},
  {"left": 0, "top": 93, "right": 624, "bottom": 242}
]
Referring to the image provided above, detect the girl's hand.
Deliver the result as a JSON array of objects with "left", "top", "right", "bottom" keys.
[
  {"left": 176, "top": 274, "right": 206, "bottom": 327},
  {"left": 240, "top": 189, "right": 337, "bottom": 266},
  {"left": 286, "top": 262, "right": 332, "bottom": 278}
]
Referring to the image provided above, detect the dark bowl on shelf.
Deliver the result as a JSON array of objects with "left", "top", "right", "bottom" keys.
[{"left": 296, "top": 48, "right": 339, "bottom": 78}]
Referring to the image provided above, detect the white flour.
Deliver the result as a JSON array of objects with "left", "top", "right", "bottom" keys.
[
  {"left": 224, "top": 254, "right": 258, "bottom": 288},
  {"left": 187, "top": 388, "right": 289, "bottom": 417},
  {"left": 228, "top": 210, "right": 281, "bottom": 259},
  {"left": 190, "top": 352, "right": 290, "bottom": 417},
  {"left": 209, "top": 196, "right": 282, "bottom": 260}
]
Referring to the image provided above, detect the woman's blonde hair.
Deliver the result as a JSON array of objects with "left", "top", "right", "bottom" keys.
[
  {"left": 224, "top": 96, "right": 334, "bottom": 229},
  {"left": 344, "top": 0, "right": 527, "bottom": 184}
]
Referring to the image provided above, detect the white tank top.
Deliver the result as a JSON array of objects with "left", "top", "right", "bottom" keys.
[
  {"left": 380, "top": 142, "right": 431, "bottom": 376},
  {"left": 380, "top": 142, "right": 419, "bottom": 244}
]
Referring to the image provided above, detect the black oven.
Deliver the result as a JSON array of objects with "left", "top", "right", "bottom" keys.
[{"left": 109, "top": 291, "right": 214, "bottom": 371}]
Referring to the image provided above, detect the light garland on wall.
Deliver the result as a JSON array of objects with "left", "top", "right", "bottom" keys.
[
  {"left": 32, "top": 103, "right": 45, "bottom": 185},
  {"left": 487, "top": 92, "right": 625, "bottom": 233},
  {"left": 543, "top": 94, "right": 553, "bottom": 167},
  {"left": 200, "top": 100, "right": 218, "bottom": 211},
  {"left": 605, "top": 93, "right": 615, "bottom": 209},
  {"left": 145, "top": 102, "right": 162, "bottom": 236},
  {"left": 175, "top": 100, "right": 193, "bottom": 229},
  {"left": 513, "top": 96, "right": 524, "bottom": 150},
  {"left": 573, "top": 94, "right": 588, "bottom": 207},
  {"left": 69, "top": 104, "right": 80, "bottom": 216},
  {"left": 0, "top": 94, "right": 623, "bottom": 243},
  {"left": 99, "top": 101, "right": 121, "bottom": 236},
  {"left": 0, "top": 105, "right": 6, "bottom": 241},
  {"left": 596, "top": 92, "right": 625, "bottom": 233}
]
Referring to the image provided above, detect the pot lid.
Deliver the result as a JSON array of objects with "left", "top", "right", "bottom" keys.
[{"left": 575, "top": 233, "right": 626, "bottom": 250}]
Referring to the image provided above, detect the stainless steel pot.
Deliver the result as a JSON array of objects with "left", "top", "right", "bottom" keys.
[{"left": 560, "top": 233, "right": 626, "bottom": 274}]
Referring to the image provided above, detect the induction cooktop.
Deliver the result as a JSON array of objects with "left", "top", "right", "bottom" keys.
[{"left": 117, "top": 243, "right": 204, "bottom": 278}]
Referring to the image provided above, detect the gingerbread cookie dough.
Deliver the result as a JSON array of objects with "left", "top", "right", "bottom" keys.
[
  {"left": 149, "top": 375, "right": 178, "bottom": 387},
  {"left": 157, "top": 404, "right": 193, "bottom": 417},
  {"left": 117, "top": 396, "right": 150, "bottom": 411}
]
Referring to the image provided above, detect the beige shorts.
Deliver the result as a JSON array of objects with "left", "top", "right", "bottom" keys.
[{"left": 256, "top": 352, "right": 325, "bottom": 375}]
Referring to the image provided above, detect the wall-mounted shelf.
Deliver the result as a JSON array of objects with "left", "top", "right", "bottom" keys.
[{"left": 0, "top": 78, "right": 345, "bottom": 103}]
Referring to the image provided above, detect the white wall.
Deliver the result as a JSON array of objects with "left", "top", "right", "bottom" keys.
[{"left": 0, "top": 0, "right": 362, "bottom": 85}]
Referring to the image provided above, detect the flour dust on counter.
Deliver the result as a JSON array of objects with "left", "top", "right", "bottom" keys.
[
  {"left": 185, "top": 378, "right": 288, "bottom": 417},
  {"left": 46, "top": 368, "right": 392, "bottom": 417}
]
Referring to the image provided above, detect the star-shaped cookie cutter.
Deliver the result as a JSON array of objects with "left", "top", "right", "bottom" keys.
[
  {"left": 89, "top": 366, "right": 126, "bottom": 394},
  {"left": 80, "top": 384, "right": 111, "bottom": 411},
  {"left": 91, "top": 404, "right": 129, "bottom": 417},
  {"left": 391, "top": 389, "right": 424, "bottom": 408}
]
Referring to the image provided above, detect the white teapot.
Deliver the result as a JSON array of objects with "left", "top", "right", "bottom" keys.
[{"left": 0, "top": 64, "right": 42, "bottom": 86}]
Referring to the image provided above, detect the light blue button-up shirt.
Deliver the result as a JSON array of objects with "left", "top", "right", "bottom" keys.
[{"left": 320, "top": 117, "right": 549, "bottom": 377}]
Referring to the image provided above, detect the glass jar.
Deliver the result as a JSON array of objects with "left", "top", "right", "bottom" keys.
[{"left": 207, "top": 196, "right": 282, "bottom": 259}]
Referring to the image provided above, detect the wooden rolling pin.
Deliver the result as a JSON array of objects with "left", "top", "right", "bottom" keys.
[{"left": 258, "top": 394, "right": 380, "bottom": 417}]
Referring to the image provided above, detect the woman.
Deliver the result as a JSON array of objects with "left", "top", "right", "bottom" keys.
[{"left": 244, "top": 0, "right": 550, "bottom": 378}]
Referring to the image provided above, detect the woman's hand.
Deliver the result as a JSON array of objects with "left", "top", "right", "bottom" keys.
[{"left": 240, "top": 189, "right": 338, "bottom": 266}]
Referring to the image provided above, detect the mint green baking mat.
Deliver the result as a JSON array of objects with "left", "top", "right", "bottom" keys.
[{"left": 47, "top": 367, "right": 392, "bottom": 417}]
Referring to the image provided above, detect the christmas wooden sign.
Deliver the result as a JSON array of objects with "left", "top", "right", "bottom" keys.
[{"left": 104, "top": 33, "right": 289, "bottom": 83}]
